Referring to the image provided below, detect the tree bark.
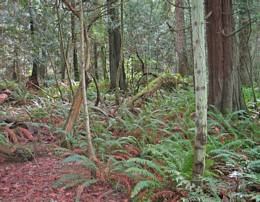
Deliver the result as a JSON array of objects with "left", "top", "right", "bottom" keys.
[
  {"left": 94, "top": 42, "right": 99, "bottom": 81},
  {"left": 56, "top": 3, "right": 67, "bottom": 81},
  {"left": 107, "top": 0, "right": 126, "bottom": 90},
  {"left": 238, "top": 4, "right": 250, "bottom": 85},
  {"left": 28, "top": 0, "right": 39, "bottom": 87},
  {"left": 79, "top": 0, "right": 96, "bottom": 160},
  {"left": 191, "top": 0, "right": 208, "bottom": 186},
  {"left": 175, "top": 0, "right": 188, "bottom": 76},
  {"left": 71, "top": 4, "right": 79, "bottom": 81},
  {"left": 39, "top": 50, "right": 47, "bottom": 81},
  {"left": 206, "top": 0, "right": 245, "bottom": 113},
  {"left": 101, "top": 45, "right": 108, "bottom": 80}
]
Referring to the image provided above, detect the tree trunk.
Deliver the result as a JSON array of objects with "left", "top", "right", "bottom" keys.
[
  {"left": 56, "top": 2, "right": 69, "bottom": 81},
  {"left": 107, "top": 0, "right": 126, "bottom": 90},
  {"left": 71, "top": 5, "right": 79, "bottom": 81},
  {"left": 101, "top": 45, "right": 108, "bottom": 80},
  {"left": 39, "top": 49, "right": 47, "bottom": 81},
  {"left": 175, "top": 0, "right": 188, "bottom": 76},
  {"left": 206, "top": 0, "right": 245, "bottom": 113},
  {"left": 28, "top": 0, "right": 39, "bottom": 88},
  {"left": 94, "top": 42, "right": 99, "bottom": 81},
  {"left": 238, "top": 8, "right": 250, "bottom": 85},
  {"left": 191, "top": 0, "right": 208, "bottom": 186},
  {"left": 12, "top": 48, "right": 19, "bottom": 80},
  {"left": 79, "top": 0, "right": 96, "bottom": 160}
]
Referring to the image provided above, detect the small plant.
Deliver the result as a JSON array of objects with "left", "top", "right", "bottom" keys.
[{"left": 53, "top": 154, "right": 131, "bottom": 200}]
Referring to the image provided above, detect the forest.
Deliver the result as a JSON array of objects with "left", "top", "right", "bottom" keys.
[{"left": 0, "top": 0, "right": 259, "bottom": 201}]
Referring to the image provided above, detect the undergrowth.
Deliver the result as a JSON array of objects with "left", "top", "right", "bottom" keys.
[
  {"left": 53, "top": 86, "right": 259, "bottom": 202},
  {"left": 1, "top": 80, "right": 259, "bottom": 201}
]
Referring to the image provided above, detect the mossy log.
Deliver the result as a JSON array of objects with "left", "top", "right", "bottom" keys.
[
  {"left": 0, "top": 115, "right": 31, "bottom": 123},
  {"left": 0, "top": 144, "right": 34, "bottom": 162},
  {"left": 127, "top": 74, "right": 183, "bottom": 107}
]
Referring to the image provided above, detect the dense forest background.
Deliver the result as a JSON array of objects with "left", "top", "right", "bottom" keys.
[{"left": 0, "top": 0, "right": 259, "bottom": 201}]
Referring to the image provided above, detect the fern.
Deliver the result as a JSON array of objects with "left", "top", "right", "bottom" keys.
[
  {"left": 63, "top": 154, "right": 97, "bottom": 171},
  {"left": 126, "top": 158, "right": 163, "bottom": 175},
  {"left": 251, "top": 194, "right": 260, "bottom": 202},
  {"left": 52, "top": 174, "right": 86, "bottom": 189},
  {"left": 221, "top": 139, "right": 255, "bottom": 150},
  {"left": 0, "top": 133, "right": 9, "bottom": 145},
  {"left": 151, "top": 190, "right": 176, "bottom": 201},
  {"left": 131, "top": 180, "right": 160, "bottom": 198},
  {"left": 126, "top": 167, "right": 158, "bottom": 181},
  {"left": 247, "top": 160, "right": 260, "bottom": 172},
  {"left": 81, "top": 179, "right": 98, "bottom": 187},
  {"left": 208, "top": 109, "right": 239, "bottom": 138},
  {"left": 118, "top": 136, "right": 140, "bottom": 147},
  {"left": 210, "top": 149, "right": 247, "bottom": 164},
  {"left": 245, "top": 145, "right": 260, "bottom": 159}
]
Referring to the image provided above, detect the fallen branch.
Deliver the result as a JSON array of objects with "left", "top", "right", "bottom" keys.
[{"left": 127, "top": 74, "right": 183, "bottom": 107}]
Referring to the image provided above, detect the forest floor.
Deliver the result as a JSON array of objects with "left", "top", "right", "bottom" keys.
[
  {"left": 0, "top": 81, "right": 259, "bottom": 202},
  {"left": 0, "top": 155, "right": 128, "bottom": 202},
  {"left": 0, "top": 87, "right": 128, "bottom": 202}
]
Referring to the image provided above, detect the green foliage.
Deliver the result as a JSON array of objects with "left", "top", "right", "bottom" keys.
[
  {"left": 0, "top": 133, "right": 9, "bottom": 145},
  {"left": 248, "top": 160, "right": 260, "bottom": 172},
  {"left": 29, "top": 107, "right": 49, "bottom": 119},
  {"left": 126, "top": 158, "right": 163, "bottom": 175},
  {"left": 131, "top": 180, "right": 160, "bottom": 199},
  {"left": 243, "top": 86, "right": 260, "bottom": 109},
  {"left": 63, "top": 154, "right": 97, "bottom": 172},
  {"left": 0, "top": 80, "right": 18, "bottom": 90},
  {"left": 52, "top": 174, "right": 86, "bottom": 189},
  {"left": 13, "top": 87, "right": 36, "bottom": 101},
  {"left": 50, "top": 84, "right": 259, "bottom": 201}
]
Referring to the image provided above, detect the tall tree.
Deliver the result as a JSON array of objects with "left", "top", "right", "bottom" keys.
[
  {"left": 93, "top": 42, "right": 99, "bottom": 81},
  {"left": 28, "top": 0, "right": 39, "bottom": 87},
  {"left": 238, "top": 6, "right": 251, "bottom": 85},
  {"left": 79, "top": 0, "right": 96, "bottom": 160},
  {"left": 71, "top": 1, "right": 79, "bottom": 81},
  {"left": 175, "top": 0, "right": 188, "bottom": 75},
  {"left": 206, "top": 0, "right": 246, "bottom": 113},
  {"left": 191, "top": 0, "right": 208, "bottom": 186},
  {"left": 107, "top": 0, "right": 126, "bottom": 90}
]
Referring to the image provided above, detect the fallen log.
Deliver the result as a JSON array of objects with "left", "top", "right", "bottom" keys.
[
  {"left": 127, "top": 74, "right": 184, "bottom": 107},
  {"left": 0, "top": 115, "right": 31, "bottom": 123},
  {"left": 0, "top": 144, "right": 34, "bottom": 162}
]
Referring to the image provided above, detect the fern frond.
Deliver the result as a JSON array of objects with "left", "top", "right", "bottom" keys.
[
  {"left": 151, "top": 190, "right": 176, "bottom": 201},
  {"left": 126, "top": 167, "right": 158, "bottom": 181},
  {"left": 248, "top": 160, "right": 260, "bottom": 172},
  {"left": 118, "top": 136, "right": 140, "bottom": 146},
  {"left": 63, "top": 154, "right": 97, "bottom": 171},
  {"left": 52, "top": 174, "right": 85, "bottom": 189},
  {"left": 81, "top": 179, "right": 98, "bottom": 187},
  {"left": 210, "top": 149, "right": 246, "bottom": 165},
  {"left": 131, "top": 180, "right": 160, "bottom": 198},
  {"left": 126, "top": 158, "right": 163, "bottom": 175},
  {"left": 110, "top": 174, "right": 132, "bottom": 194},
  {"left": 221, "top": 139, "right": 255, "bottom": 149},
  {"left": 245, "top": 145, "right": 260, "bottom": 159}
]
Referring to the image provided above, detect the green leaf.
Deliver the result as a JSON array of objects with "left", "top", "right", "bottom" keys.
[
  {"left": 63, "top": 154, "right": 97, "bottom": 171},
  {"left": 131, "top": 180, "right": 160, "bottom": 198},
  {"left": 126, "top": 158, "right": 163, "bottom": 174}
]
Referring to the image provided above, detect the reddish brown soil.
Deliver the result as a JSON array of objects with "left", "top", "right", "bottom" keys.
[{"left": 0, "top": 156, "right": 128, "bottom": 202}]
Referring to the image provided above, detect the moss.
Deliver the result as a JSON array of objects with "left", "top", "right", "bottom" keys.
[{"left": 127, "top": 74, "right": 184, "bottom": 107}]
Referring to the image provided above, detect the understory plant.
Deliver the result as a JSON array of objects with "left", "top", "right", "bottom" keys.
[{"left": 53, "top": 87, "right": 259, "bottom": 202}]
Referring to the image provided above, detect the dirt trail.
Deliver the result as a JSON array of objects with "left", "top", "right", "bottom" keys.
[{"left": 0, "top": 156, "right": 128, "bottom": 202}]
